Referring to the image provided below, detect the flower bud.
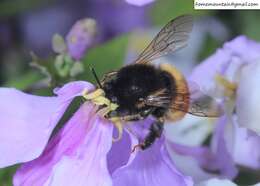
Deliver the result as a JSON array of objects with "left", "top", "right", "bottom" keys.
[{"left": 66, "top": 18, "right": 96, "bottom": 60}]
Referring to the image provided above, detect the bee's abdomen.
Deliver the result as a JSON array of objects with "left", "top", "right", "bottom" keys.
[{"left": 159, "top": 63, "right": 190, "bottom": 121}]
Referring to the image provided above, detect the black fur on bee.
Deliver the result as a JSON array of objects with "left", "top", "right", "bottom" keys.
[
  {"left": 103, "top": 64, "right": 177, "bottom": 118},
  {"left": 102, "top": 64, "right": 177, "bottom": 150}
]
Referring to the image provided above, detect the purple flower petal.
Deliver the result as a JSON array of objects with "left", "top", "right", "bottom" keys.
[
  {"left": 0, "top": 81, "right": 93, "bottom": 168},
  {"left": 167, "top": 117, "right": 238, "bottom": 183},
  {"left": 107, "top": 129, "right": 138, "bottom": 175},
  {"left": 236, "top": 61, "right": 260, "bottom": 134},
  {"left": 165, "top": 115, "right": 212, "bottom": 146},
  {"left": 125, "top": 0, "right": 155, "bottom": 6},
  {"left": 190, "top": 36, "right": 260, "bottom": 94},
  {"left": 168, "top": 142, "right": 219, "bottom": 183},
  {"left": 210, "top": 117, "right": 238, "bottom": 178},
  {"left": 13, "top": 103, "right": 113, "bottom": 186},
  {"left": 225, "top": 122, "right": 260, "bottom": 169},
  {"left": 66, "top": 18, "right": 96, "bottom": 60},
  {"left": 112, "top": 137, "right": 193, "bottom": 186}
]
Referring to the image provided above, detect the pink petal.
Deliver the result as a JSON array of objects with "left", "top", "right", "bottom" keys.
[
  {"left": 0, "top": 81, "right": 94, "bottom": 168},
  {"left": 112, "top": 137, "right": 193, "bottom": 186},
  {"left": 13, "top": 103, "right": 113, "bottom": 186}
]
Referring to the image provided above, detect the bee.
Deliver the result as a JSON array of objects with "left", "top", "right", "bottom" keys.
[{"left": 92, "top": 15, "right": 222, "bottom": 150}]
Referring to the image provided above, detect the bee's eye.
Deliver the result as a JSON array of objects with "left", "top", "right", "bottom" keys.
[
  {"left": 130, "top": 85, "right": 143, "bottom": 94},
  {"left": 131, "top": 85, "right": 139, "bottom": 91}
]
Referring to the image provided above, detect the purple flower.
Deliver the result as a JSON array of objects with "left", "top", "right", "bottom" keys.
[
  {"left": 13, "top": 103, "right": 113, "bottom": 186},
  {"left": 4, "top": 36, "right": 260, "bottom": 185},
  {"left": 0, "top": 81, "right": 94, "bottom": 168},
  {"left": 166, "top": 116, "right": 238, "bottom": 183},
  {"left": 0, "top": 81, "right": 196, "bottom": 186},
  {"left": 190, "top": 35, "right": 260, "bottom": 170},
  {"left": 111, "top": 136, "right": 193, "bottom": 186},
  {"left": 125, "top": 0, "right": 155, "bottom": 6},
  {"left": 66, "top": 18, "right": 97, "bottom": 61}
]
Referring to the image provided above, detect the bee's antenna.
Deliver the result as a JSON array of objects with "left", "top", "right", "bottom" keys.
[{"left": 90, "top": 66, "right": 102, "bottom": 88}]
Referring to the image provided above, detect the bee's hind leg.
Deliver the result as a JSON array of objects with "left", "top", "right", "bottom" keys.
[{"left": 132, "top": 118, "right": 164, "bottom": 152}]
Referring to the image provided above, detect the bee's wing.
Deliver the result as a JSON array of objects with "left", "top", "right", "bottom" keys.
[
  {"left": 169, "top": 93, "right": 223, "bottom": 118},
  {"left": 134, "top": 15, "right": 193, "bottom": 64},
  {"left": 188, "top": 94, "right": 223, "bottom": 117},
  {"left": 144, "top": 87, "right": 223, "bottom": 120},
  {"left": 186, "top": 82, "right": 224, "bottom": 117}
]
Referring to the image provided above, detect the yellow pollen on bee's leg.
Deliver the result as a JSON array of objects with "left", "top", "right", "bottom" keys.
[
  {"left": 82, "top": 88, "right": 104, "bottom": 100},
  {"left": 82, "top": 88, "right": 118, "bottom": 109},
  {"left": 110, "top": 117, "right": 123, "bottom": 142},
  {"left": 109, "top": 103, "right": 119, "bottom": 111},
  {"left": 82, "top": 88, "right": 121, "bottom": 141},
  {"left": 92, "top": 96, "right": 111, "bottom": 106},
  {"left": 215, "top": 74, "right": 237, "bottom": 97},
  {"left": 97, "top": 107, "right": 111, "bottom": 117}
]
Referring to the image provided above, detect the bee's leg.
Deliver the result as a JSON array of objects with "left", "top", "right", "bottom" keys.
[
  {"left": 109, "top": 113, "right": 145, "bottom": 142},
  {"left": 121, "top": 114, "right": 145, "bottom": 121},
  {"left": 132, "top": 118, "right": 164, "bottom": 152},
  {"left": 120, "top": 109, "right": 154, "bottom": 122}
]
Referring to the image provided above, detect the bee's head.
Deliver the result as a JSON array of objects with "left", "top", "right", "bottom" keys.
[{"left": 103, "top": 79, "right": 119, "bottom": 104}]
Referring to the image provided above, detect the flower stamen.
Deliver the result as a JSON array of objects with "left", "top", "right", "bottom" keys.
[{"left": 215, "top": 74, "right": 237, "bottom": 97}]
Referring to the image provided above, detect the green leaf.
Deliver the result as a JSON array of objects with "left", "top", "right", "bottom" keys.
[
  {"left": 80, "top": 35, "right": 129, "bottom": 83},
  {"left": 0, "top": 0, "right": 54, "bottom": 17},
  {"left": 3, "top": 71, "right": 41, "bottom": 90},
  {"left": 0, "top": 165, "right": 18, "bottom": 186},
  {"left": 197, "top": 34, "right": 221, "bottom": 62},
  {"left": 240, "top": 11, "right": 260, "bottom": 41}
]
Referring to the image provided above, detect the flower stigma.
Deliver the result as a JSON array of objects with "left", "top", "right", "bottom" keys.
[
  {"left": 215, "top": 74, "right": 237, "bottom": 98},
  {"left": 214, "top": 74, "right": 237, "bottom": 121}
]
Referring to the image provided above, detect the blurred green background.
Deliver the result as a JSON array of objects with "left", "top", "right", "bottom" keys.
[{"left": 1, "top": 0, "right": 260, "bottom": 185}]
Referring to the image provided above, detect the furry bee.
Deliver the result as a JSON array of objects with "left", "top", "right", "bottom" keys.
[{"left": 94, "top": 15, "right": 222, "bottom": 150}]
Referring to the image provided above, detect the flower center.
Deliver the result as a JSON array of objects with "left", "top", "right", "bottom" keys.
[{"left": 215, "top": 74, "right": 237, "bottom": 98}]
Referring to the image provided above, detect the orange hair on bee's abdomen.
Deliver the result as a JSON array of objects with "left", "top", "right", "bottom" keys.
[{"left": 160, "top": 63, "right": 190, "bottom": 122}]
